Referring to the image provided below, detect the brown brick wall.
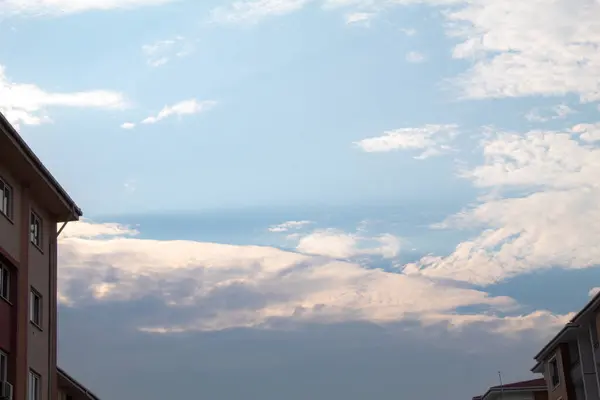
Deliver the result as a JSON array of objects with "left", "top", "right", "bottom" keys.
[{"left": 543, "top": 343, "right": 576, "bottom": 400}]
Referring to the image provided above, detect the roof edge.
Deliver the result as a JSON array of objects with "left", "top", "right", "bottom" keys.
[
  {"left": 0, "top": 112, "right": 83, "bottom": 219},
  {"left": 57, "top": 367, "right": 101, "bottom": 400},
  {"left": 533, "top": 323, "right": 578, "bottom": 361},
  {"left": 572, "top": 291, "right": 600, "bottom": 325}
]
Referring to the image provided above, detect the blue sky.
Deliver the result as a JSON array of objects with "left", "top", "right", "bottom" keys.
[{"left": 2, "top": 0, "right": 600, "bottom": 399}]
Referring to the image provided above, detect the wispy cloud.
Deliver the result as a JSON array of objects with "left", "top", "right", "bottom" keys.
[
  {"left": 142, "top": 36, "right": 195, "bottom": 67},
  {"left": 525, "top": 104, "right": 576, "bottom": 123},
  {"left": 211, "top": 0, "right": 313, "bottom": 25},
  {"left": 1, "top": 0, "right": 176, "bottom": 16},
  {"left": 0, "top": 65, "right": 127, "bottom": 130},
  {"left": 121, "top": 122, "right": 136, "bottom": 129},
  {"left": 268, "top": 220, "right": 313, "bottom": 232},
  {"left": 345, "top": 12, "right": 375, "bottom": 25},
  {"left": 139, "top": 99, "right": 217, "bottom": 125},
  {"left": 355, "top": 124, "right": 459, "bottom": 159},
  {"left": 405, "top": 51, "right": 425, "bottom": 63}
]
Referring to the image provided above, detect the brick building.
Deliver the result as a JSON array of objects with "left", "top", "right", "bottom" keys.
[{"left": 0, "top": 112, "right": 98, "bottom": 400}]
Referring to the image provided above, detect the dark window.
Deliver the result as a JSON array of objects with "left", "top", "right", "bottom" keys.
[
  {"left": 0, "top": 350, "right": 7, "bottom": 381},
  {"left": 550, "top": 357, "right": 560, "bottom": 387},
  {"left": 30, "top": 211, "right": 42, "bottom": 248},
  {"left": 30, "top": 290, "right": 42, "bottom": 327},
  {"left": 0, "top": 179, "right": 11, "bottom": 219},
  {"left": 0, "top": 264, "right": 9, "bottom": 302}
]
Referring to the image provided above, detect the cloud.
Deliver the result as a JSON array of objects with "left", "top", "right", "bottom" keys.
[
  {"left": 355, "top": 124, "right": 458, "bottom": 159},
  {"left": 525, "top": 104, "right": 576, "bottom": 123},
  {"left": 589, "top": 287, "right": 600, "bottom": 297},
  {"left": 121, "top": 122, "right": 136, "bottom": 129},
  {"left": 60, "top": 219, "right": 139, "bottom": 239},
  {"left": 404, "top": 122, "right": 600, "bottom": 286},
  {"left": 268, "top": 220, "right": 313, "bottom": 232},
  {"left": 212, "top": 0, "right": 600, "bottom": 102},
  {"left": 345, "top": 12, "right": 374, "bottom": 25},
  {"left": 296, "top": 229, "right": 401, "bottom": 259},
  {"left": 405, "top": 51, "right": 425, "bottom": 63},
  {"left": 58, "top": 306, "right": 565, "bottom": 400},
  {"left": 400, "top": 28, "right": 416, "bottom": 36},
  {"left": 571, "top": 123, "right": 600, "bottom": 143},
  {"left": 57, "top": 220, "right": 569, "bottom": 335},
  {"left": 447, "top": 0, "right": 600, "bottom": 101},
  {"left": 210, "top": 0, "right": 313, "bottom": 25},
  {"left": 140, "top": 99, "right": 217, "bottom": 125},
  {"left": 142, "top": 36, "right": 195, "bottom": 67},
  {"left": 1, "top": 0, "right": 175, "bottom": 16},
  {"left": 0, "top": 65, "right": 127, "bottom": 130}
]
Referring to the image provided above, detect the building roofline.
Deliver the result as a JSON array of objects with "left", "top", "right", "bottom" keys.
[
  {"left": 533, "top": 322, "right": 579, "bottom": 361},
  {"left": 0, "top": 112, "right": 83, "bottom": 218},
  {"left": 476, "top": 379, "right": 547, "bottom": 400},
  {"left": 531, "top": 361, "right": 542, "bottom": 374},
  {"left": 533, "top": 292, "right": 600, "bottom": 362},
  {"left": 572, "top": 291, "right": 600, "bottom": 325},
  {"left": 57, "top": 367, "right": 101, "bottom": 400}
]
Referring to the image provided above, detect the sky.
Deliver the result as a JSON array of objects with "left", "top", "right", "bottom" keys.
[{"left": 2, "top": 0, "right": 600, "bottom": 399}]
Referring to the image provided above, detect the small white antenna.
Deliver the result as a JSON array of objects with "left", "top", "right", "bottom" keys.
[{"left": 498, "top": 371, "right": 505, "bottom": 400}]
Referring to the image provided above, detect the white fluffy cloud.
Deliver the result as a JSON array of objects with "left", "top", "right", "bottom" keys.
[
  {"left": 1, "top": 0, "right": 175, "bottom": 16},
  {"left": 447, "top": 0, "right": 600, "bottom": 101},
  {"left": 138, "top": 99, "right": 217, "bottom": 125},
  {"left": 296, "top": 229, "right": 401, "bottom": 259},
  {"left": 0, "top": 65, "right": 127, "bottom": 129},
  {"left": 355, "top": 124, "right": 458, "bottom": 159},
  {"left": 57, "top": 220, "right": 569, "bottom": 335},
  {"left": 404, "top": 123, "right": 600, "bottom": 285},
  {"left": 142, "top": 36, "right": 195, "bottom": 67}
]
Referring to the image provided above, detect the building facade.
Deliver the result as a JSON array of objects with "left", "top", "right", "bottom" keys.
[
  {"left": 532, "top": 293, "right": 600, "bottom": 400},
  {"left": 0, "top": 112, "right": 92, "bottom": 400}
]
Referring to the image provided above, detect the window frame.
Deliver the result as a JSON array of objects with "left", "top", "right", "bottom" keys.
[
  {"left": 29, "top": 289, "right": 42, "bottom": 329},
  {"left": 28, "top": 370, "right": 40, "bottom": 400},
  {"left": 30, "top": 211, "right": 43, "bottom": 250},
  {"left": 549, "top": 356, "right": 560, "bottom": 389},
  {"left": 0, "top": 263, "right": 9, "bottom": 302},
  {"left": 0, "top": 350, "right": 7, "bottom": 382},
  {"left": 0, "top": 177, "right": 12, "bottom": 221}
]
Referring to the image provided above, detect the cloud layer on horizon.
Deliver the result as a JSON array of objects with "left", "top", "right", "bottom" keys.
[{"left": 57, "top": 219, "right": 570, "bottom": 337}]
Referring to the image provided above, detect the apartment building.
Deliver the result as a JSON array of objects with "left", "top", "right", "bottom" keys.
[
  {"left": 472, "top": 378, "right": 549, "bottom": 400},
  {"left": 0, "top": 112, "right": 97, "bottom": 400},
  {"left": 531, "top": 292, "right": 600, "bottom": 400}
]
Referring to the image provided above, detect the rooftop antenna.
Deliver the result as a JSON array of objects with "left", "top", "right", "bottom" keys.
[{"left": 498, "top": 371, "right": 505, "bottom": 400}]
